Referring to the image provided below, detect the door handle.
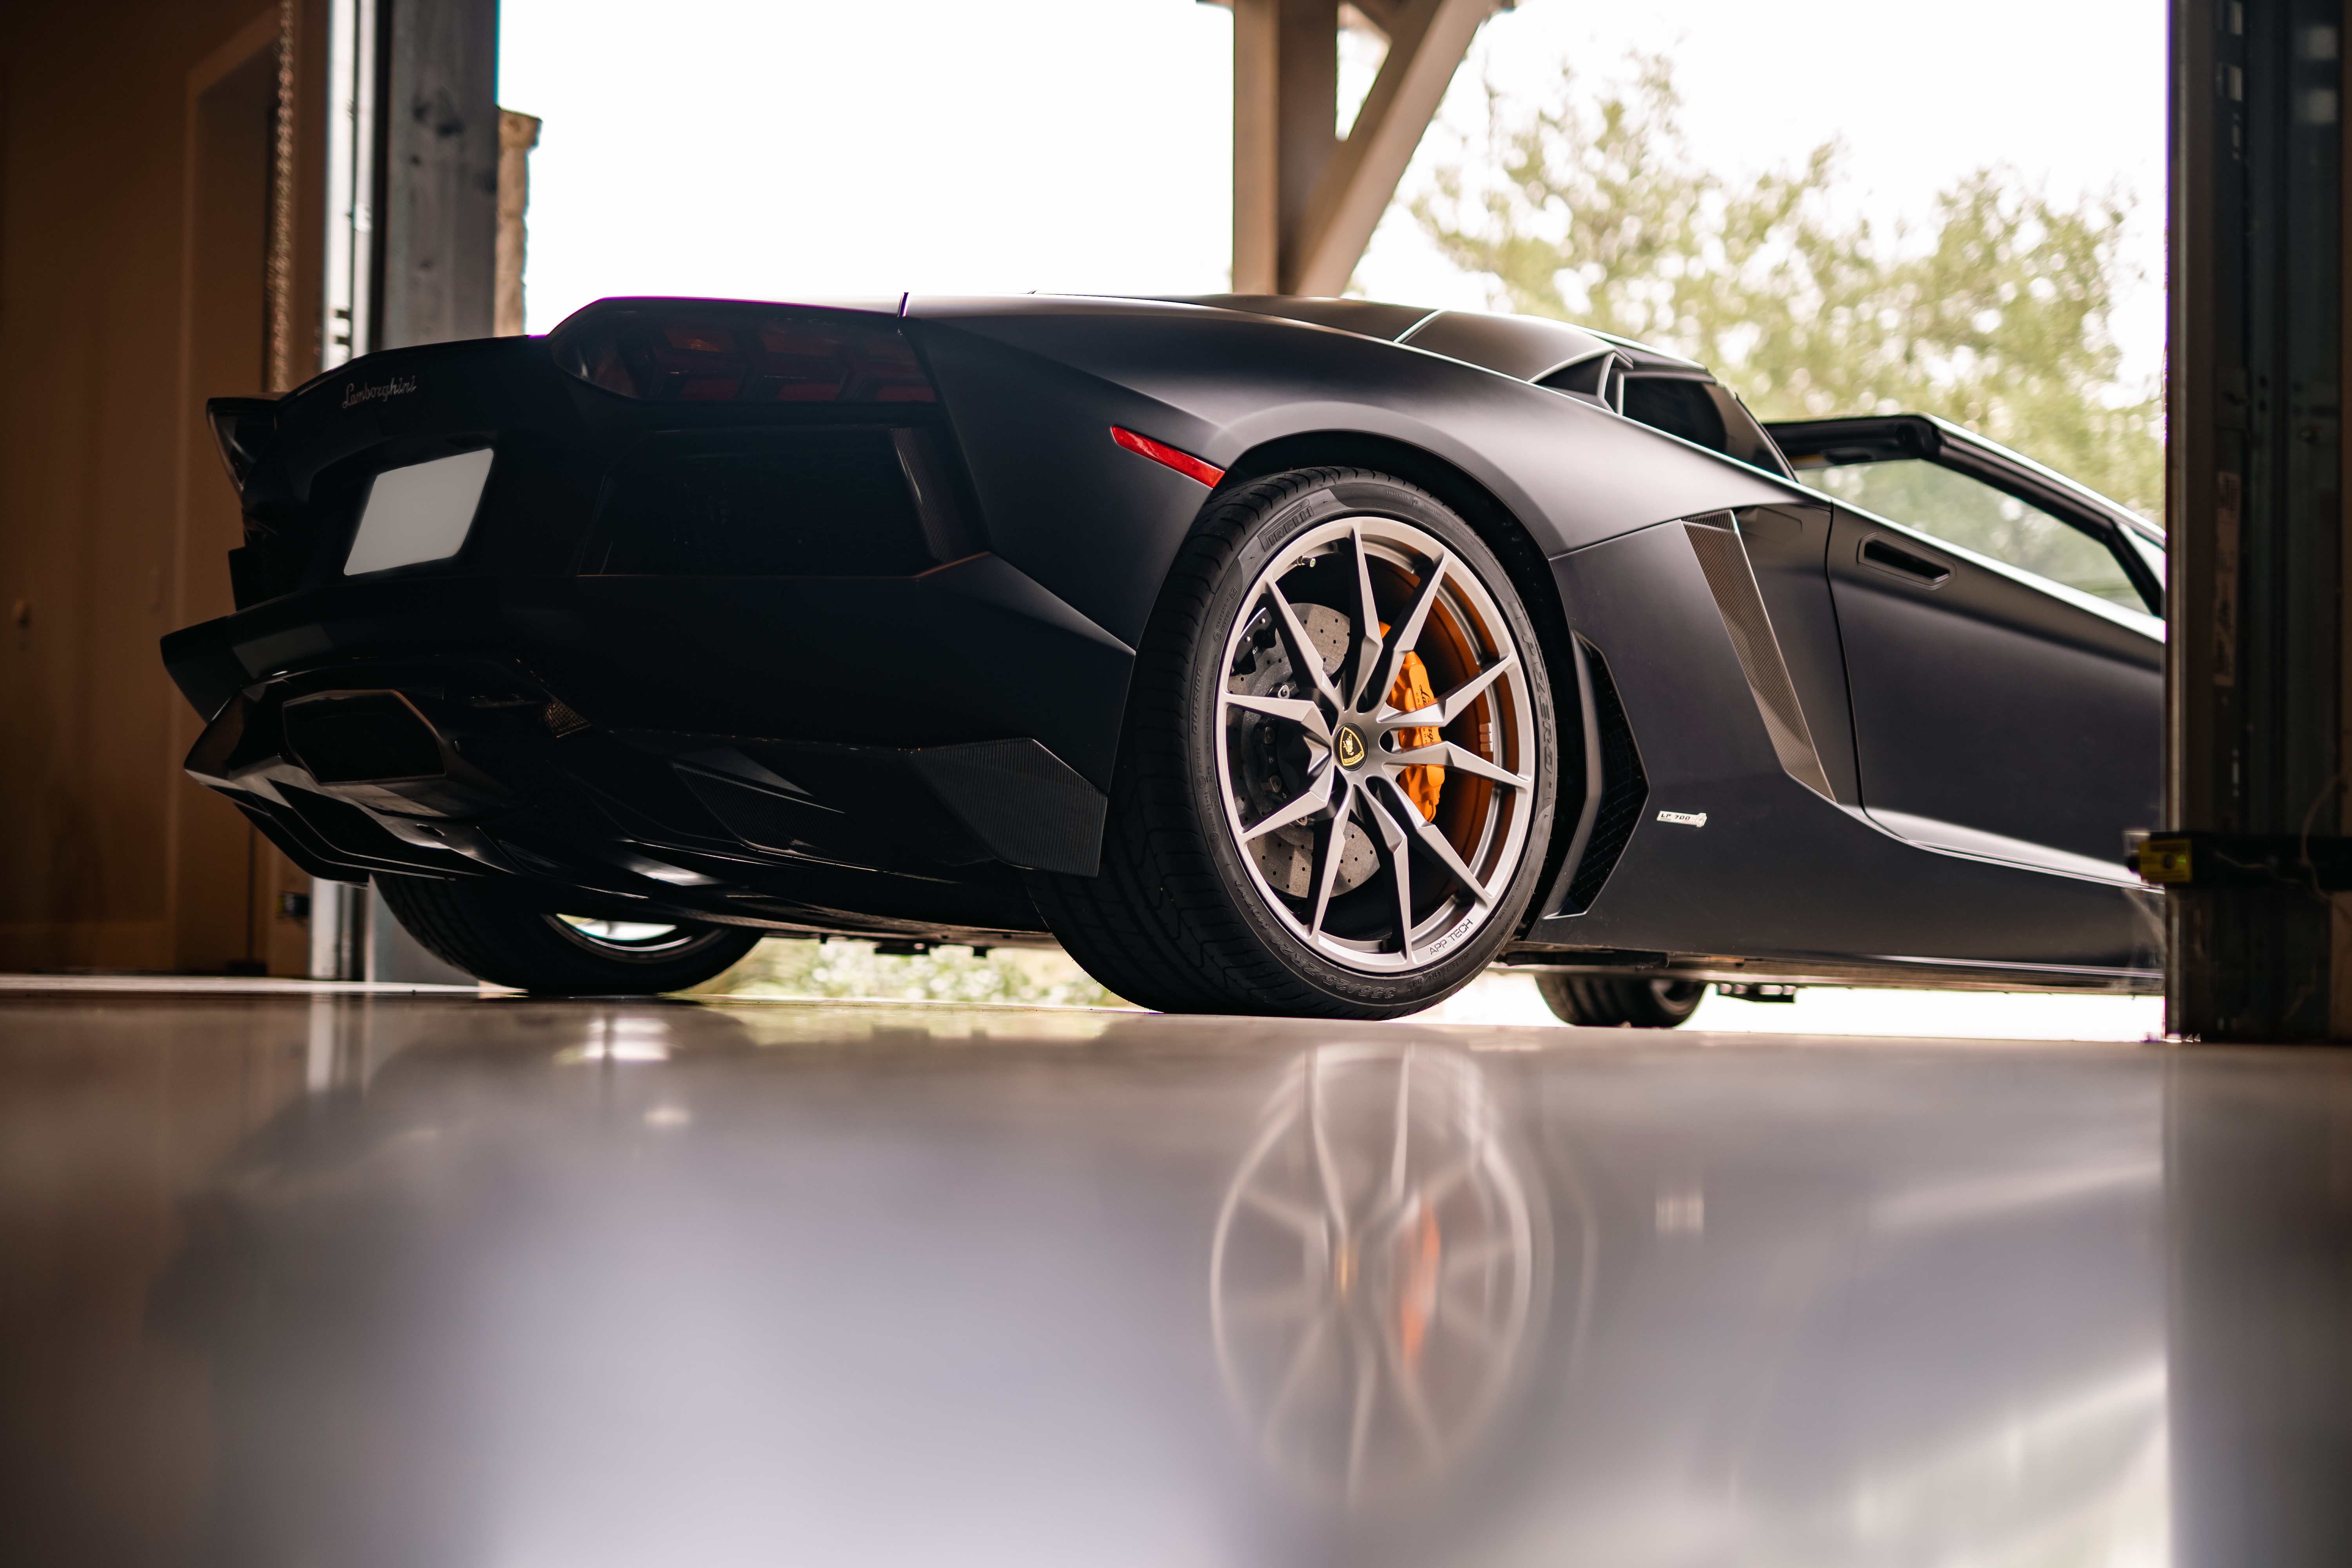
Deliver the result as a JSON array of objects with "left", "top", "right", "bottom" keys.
[{"left": 1859, "top": 535, "right": 1953, "bottom": 587}]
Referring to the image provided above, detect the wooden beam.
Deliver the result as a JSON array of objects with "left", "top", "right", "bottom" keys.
[
  {"left": 1276, "top": 0, "right": 1338, "bottom": 258},
  {"left": 378, "top": 0, "right": 500, "bottom": 348},
  {"left": 1230, "top": 0, "right": 1280, "bottom": 291},
  {"left": 1283, "top": 0, "right": 1493, "bottom": 296}
]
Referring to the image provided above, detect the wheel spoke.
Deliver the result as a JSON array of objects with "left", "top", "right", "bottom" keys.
[
  {"left": 1348, "top": 524, "right": 1387, "bottom": 708},
  {"left": 1220, "top": 1284, "right": 1323, "bottom": 1325},
  {"left": 1241, "top": 761, "right": 1336, "bottom": 842},
  {"left": 1438, "top": 1232, "right": 1515, "bottom": 1285},
  {"left": 1411, "top": 1153, "right": 1477, "bottom": 1212},
  {"left": 1260, "top": 1310, "right": 1332, "bottom": 1443},
  {"left": 1307, "top": 1054, "right": 1352, "bottom": 1241},
  {"left": 1387, "top": 1341, "right": 1443, "bottom": 1460},
  {"left": 1385, "top": 741, "right": 1531, "bottom": 791},
  {"left": 1264, "top": 578, "right": 1345, "bottom": 711},
  {"left": 1387, "top": 1049, "right": 1414, "bottom": 1203},
  {"left": 1306, "top": 780, "right": 1357, "bottom": 940},
  {"left": 1240, "top": 1185, "right": 1327, "bottom": 1238},
  {"left": 1382, "top": 652, "right": 1518, "bottom": 729},
  {"left": 1370, "top": 548, "right": 1452, "bottom": 712},
  {"left": 1373, "top": 1160, "right": 1478, "bottom": 1254},
  {"left": 1396, "top": 796, "right": 1496, "bottom": 907},
  {"left": 1363, "top": 788, "right": 1418, "bottom": 964},
  {"left": 1344, "top": 1317, "right": 1382, "bottom": 1500},
  {"left": 1225, "top": 690, "right": 1332, "bottom": 745},
  {"left": 1434, "top": 1300, "right": 1502, "bottom": 1351}
]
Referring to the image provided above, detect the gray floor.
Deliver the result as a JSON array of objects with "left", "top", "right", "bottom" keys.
[{"left": 2, "top": 982, "right": 2347, "bottom": 1566}]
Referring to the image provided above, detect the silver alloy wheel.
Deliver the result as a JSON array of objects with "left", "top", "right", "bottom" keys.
[
  {"left": 548, "top": 914, "right": 728, "bottom": 960},
  {"left": 1216, "top": 515, "right": 1538, "bottom": 974}
]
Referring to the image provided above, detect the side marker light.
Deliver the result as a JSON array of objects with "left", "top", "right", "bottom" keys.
[{"left": 1111, "top": 426, "right": 1224, "bottom": 487}]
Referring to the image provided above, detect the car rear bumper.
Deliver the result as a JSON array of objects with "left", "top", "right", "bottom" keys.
[{"left": 163, "top": 564, "right": 1128, "bottom": 942}]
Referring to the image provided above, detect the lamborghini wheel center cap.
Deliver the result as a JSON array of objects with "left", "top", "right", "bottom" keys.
[{"left": 1335, "top": 725, "right": 1367, "bottom": 768}]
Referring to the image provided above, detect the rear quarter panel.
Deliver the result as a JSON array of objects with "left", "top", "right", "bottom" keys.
[{"left": 906, "top": 296, "right": 1802, "bottom": 646}]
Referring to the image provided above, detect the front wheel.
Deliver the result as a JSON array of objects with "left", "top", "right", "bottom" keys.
[
  {"left": 1030, "top": 468, "right": 1557, "bottom": 1018},
  {"left": 1535, "top": 973, "right": 1707, "bottom": 1028},
  {"left": 374, "top": 875, "right": 763, "bottom": 994}
]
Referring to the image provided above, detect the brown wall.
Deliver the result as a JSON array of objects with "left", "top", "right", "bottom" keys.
[{"left": 0, "top": 3, "right": 327, "bottom": 974}]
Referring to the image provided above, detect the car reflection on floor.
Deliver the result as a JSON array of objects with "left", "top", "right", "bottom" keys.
[
  {"left": 6, "top": 988, "right": 2342, "bottom": 1564},
  {"left": 1210, "top": 1044, "right": 1560, "bottom": 1510}
]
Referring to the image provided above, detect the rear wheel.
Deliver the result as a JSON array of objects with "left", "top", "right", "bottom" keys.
[
  {"left": 1029, "top": 468, "right": 1556, "bottom": 1018},
  {"left": 1534, "top": 972, "right": 1707, "bottom": 1028},
  {"left": 374, "top": 875, "right": 762, "bottom": 995}
]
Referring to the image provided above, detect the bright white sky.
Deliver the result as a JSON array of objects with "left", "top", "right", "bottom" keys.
[
  {"left": 501, "top": 0, "right": 2167, "bottom": 381},
  {"left": 497, "top": 1, "right": 2171, "bottom": 1037}
]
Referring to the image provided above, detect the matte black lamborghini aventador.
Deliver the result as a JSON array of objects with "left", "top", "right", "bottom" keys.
[{"left": 166, "top": 293, "right": 2166, "bottom": 1020}]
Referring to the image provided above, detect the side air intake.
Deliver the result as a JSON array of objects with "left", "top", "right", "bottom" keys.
[
  {"left": 1559, "top": 641, "right": 1647, "bottom": 914},
  {"left": 1684, "top": 516, "right": 1837, "bottom": 798}
]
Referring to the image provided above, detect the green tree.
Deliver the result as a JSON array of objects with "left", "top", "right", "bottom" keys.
[
  {"left": 1410, "top": 55, "right": 2161, "bottom": 520},
  {"left": 697, "top": 937, "right": 1130, "bottom": 1008}
]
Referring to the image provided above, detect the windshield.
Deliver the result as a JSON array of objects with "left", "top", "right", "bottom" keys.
[{"left": 1795, "top": 458, "right": 2144, "bottom": 611}]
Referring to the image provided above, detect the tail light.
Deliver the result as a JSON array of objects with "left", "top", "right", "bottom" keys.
[{"left": 547, "top": 300, "right": 936, "bottom": 405}]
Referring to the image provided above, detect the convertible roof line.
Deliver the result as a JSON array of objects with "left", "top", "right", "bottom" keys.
[
  {"left": 1171, "top": 294, "right": 1438, "bottom": 341},
  {"left": 1164, "top": 293, "right": 1702, "bottom": 381},
  {"left": 1397, "top": 311, "right": 1616, "bottom": 383}
]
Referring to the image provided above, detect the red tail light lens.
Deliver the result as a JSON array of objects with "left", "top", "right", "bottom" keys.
[{"left": 549, "top": 302, "right": 936, "bottom": 404}]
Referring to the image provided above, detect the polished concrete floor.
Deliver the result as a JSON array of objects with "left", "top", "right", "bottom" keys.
[{"left": 3, "top": 982, "right": 2348, "bottom": 1566}]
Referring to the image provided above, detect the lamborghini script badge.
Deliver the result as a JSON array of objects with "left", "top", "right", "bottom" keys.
[
  {"left": 342, "top": 374, "right": 417, "bottom": 409},
  {"left": 1335, "top": 726, "right": 1367, "bottom": 767}
]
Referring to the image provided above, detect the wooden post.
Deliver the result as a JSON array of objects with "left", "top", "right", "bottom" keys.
[
  {"left": 495, "top": 108, "right": 539, "bottom": 337},
  {"left": 1220, "top": 0, "right": 1504, "bottom": 296},
  {"left": 377, "top": 0, "right": 499, "bottom": 348}
]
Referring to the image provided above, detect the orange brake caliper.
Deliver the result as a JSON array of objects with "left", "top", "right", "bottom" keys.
[{"left": 1379, "top": 622, "right": 1445, "bottom": 822}]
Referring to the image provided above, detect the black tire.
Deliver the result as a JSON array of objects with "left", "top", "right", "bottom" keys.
[
  {"left": 1028, "top": 468, "right": 1557, "bottom": 1019},
  {"left": 1535, "top": 972, "right": 1708, "bottom": 1028},
  {"left": 374, "top": 875, "right": 763, "bottom": 995}
]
